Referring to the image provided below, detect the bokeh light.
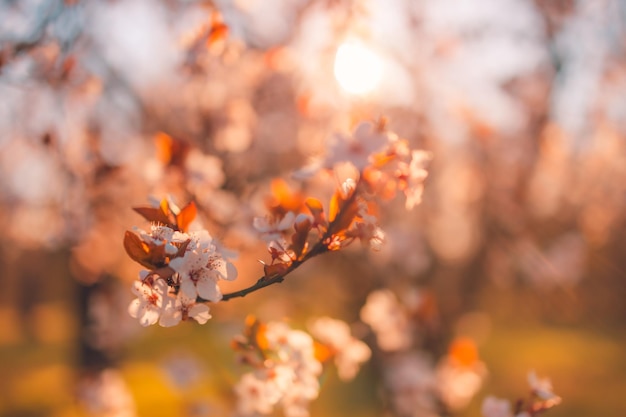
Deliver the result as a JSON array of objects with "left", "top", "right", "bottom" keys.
[{"left": 334, "top": 41, "right": 383, "bottom": 95}]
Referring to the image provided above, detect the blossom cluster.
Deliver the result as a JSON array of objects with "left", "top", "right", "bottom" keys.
[
  {"left": 232, "top": 316, "right": 370, "bottom": 417},
  {"left": 360, "top": 288, "right": 487, "bottom": 415},
  {"left": 124, "top": 198, "right": 237, "bottom": 326},
  {"left": 253, "top": 120, "right": 430, "bottom": 280},
  {"left": 482, "top": 371, "right": 561, "bottom": 417},
  {"left": 123, "top": 121, "right": 430, "bottom": 324}
]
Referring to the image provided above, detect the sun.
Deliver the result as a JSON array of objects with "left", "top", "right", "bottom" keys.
[{"left": 333, "top": 41, "right": 383, "bottom": 95}]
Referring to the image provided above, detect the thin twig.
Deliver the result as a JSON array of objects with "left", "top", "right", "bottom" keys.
[{"left": 219, "top": 181, "right": 361, "bottom": 301}]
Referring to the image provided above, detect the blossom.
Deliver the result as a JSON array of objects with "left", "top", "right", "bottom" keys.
[
  {"left": 168, "top": 230, "right": 237, "bottom": 302},
  {"left": 184, "top": 148, "right": 225, "bottom": 190},
  {"left": 436, "top": 356, "right": 487, "bottom": 411},
  {"left": 77, "top": 369, "right": 137, "bottom": 417},
  {"left": 234, "top": 367, "right": 293, "bottom": 416},
  {"left": 127, "top": 277, "right": 168, "bottom": 327},
  {"left": 253, "top": 211, "right": 297, "bottom": 242},
  {"left": 325, "top": 121, "right": 395, "bottom": 171},
  {"left": 528, "top": 370, "right": 561, "bottom": 404},
  {"left": 481, "top": 396, "right": 513, "bottom": 417},
  {"left": 382, "top": 352, "right": 438, "bottom": 417},
  {"left": 347, "top": 221, "right": 386, "bottom": 251},
  {"left": 234, "top": 321, "right": 323, "bottom": 417},
  {"left": 308, "top": 316, "right": 371, "bottom": 380},
  {"left": 159, "top": 292, "right": 211, "bottom": 327},
  {"left": 235, "top": 372, "right": 282, "bottom": 415},
  {"left": 360, "top": 289, "right": 412, "bottom": 351},
  {"left": 401, "top": 150, "right": 431, "bottom": 209}
]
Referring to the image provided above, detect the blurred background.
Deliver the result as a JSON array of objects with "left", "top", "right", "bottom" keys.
[{"left": 1, "top": 0, "right": 626, "bottom": 416}]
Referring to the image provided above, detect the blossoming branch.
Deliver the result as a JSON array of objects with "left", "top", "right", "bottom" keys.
[{"left": 123, "top": 120, "right": 431, "bottom": 327}]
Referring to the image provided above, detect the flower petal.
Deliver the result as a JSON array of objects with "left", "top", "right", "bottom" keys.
[
  {"left": 189, "top": 304, "right": 212, "bottom": 324},
  {"left": 197, "top": 276, "right": 222, "bottom": 302}
]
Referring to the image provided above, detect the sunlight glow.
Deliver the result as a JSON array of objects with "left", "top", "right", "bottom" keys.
[{"left": 334, "top": 41, "right": 383, "bottom": 95}]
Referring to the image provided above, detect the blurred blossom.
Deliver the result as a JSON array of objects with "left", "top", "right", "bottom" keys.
[
  {"left": 86, "top": 0, "right": 182, "bottom": 94},
  {"left": 220, "top": 0, "right": 306, "bottom": 48},
  {"left": 234, "top": 321, "right": 322, "bottom": 417},
  {"left": 360, "top": 289, "right": 412, "bottom": 352},
  {"left": 184, "top": 149, "right": 225, "bottom": 190},
  {"left": 517, "top": 233, "right": 586, "bottom": 289},
  {"left": 527, "top": 370, "right": 561, "bottom": 403},
  {"left": 308, "top": 316, "right": 371, "bottom": 380},
  {"left": 0, "top": 138, "right": 64, "bottom": 203},
  {"left": 161, "top": 353, "right": 204, "bottom": 390},
  {"left": 551, "top": 2, "right": 618, "bottom": 144},
  {"left": 383, "top": 352, "right": 438, "bottom": 417},
  {"left": 481, "top": 396, "right": 513, "bottom": 417},
  {"left": 77, "top": 369, "right": 137, "bottom": 417},
  {"left": 85, "top": 285, "right": 136, "bottom": 351},
  {"left": 435, "top": 337, "right": 487, "bottom": 410},
  {"left": 436, "top": 357, "right": 486, "bottom": 410},
  {"left": 374, "top": 224, "right": 430, "bottom": 275}
]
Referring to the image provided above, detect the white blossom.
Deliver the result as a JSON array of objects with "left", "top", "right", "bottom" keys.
[
  {"left": 528, "top": 370, "right": 561, "bottom": 403},
  {"left": 127, "top": 278, "right": 168, "bottom": 327},
  {"left": 159, "top": 292, "right": 211, "bottom": 327},
  {"left": 235, "top": 321, "right": 323, "bottom": 417}
]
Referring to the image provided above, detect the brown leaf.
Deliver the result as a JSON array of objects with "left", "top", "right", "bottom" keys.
[
  {"left": 147, "top": 242, "right": 169, "bottom": 268},
  {"left": 123, "top": 231, "right": 153, "bottom": 269},
  {"left": 132, "top": 206, "right": 173, "bottom": 227},
  {"left": 263, "top": 262, "right": 290, "bottom": 279},
  {"left": 174, "top": 239, "right": 191, "bottom": 258},
  {"left": 290, "top": 216, "right": 312, "bottom": 260}
]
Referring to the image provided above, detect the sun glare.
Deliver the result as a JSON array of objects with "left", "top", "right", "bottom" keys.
[{"left": 334, "top": 41, "right": 383, "bottom": 95}]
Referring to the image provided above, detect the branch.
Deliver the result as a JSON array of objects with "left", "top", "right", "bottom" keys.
[{"left": 219, "top": 181, "right": 362, "bottom": 301}]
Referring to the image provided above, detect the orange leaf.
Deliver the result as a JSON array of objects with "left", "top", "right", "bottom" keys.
[
  {"left": 328, "top": 191, "right": 341, "bottom": 223},
  {"left": 305, "top": 197, "right": 327, "bottom": 229},
  {"left": 176, "top": 201, "right": 197, "bottom": 232},
  {"left": 313, "top": 341, "right": 334, "bottom": 363},
  {"left": 269, "top": 178, "right": 304, "bottom": 214},
  {"left": 327, "top": 192, "right": 359, "bottom": 237},
  {"left": 243, "top": 315, "right": 269, "bottom": 352},
  {"left": 207, "top": 22, "right": 228, "bottom": 49},
  {"left": 154, "top": 132, "right": 174, "bottom": 165},
  {"left": 449, "top": 337, "right": 479, "bottom": 367}
]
